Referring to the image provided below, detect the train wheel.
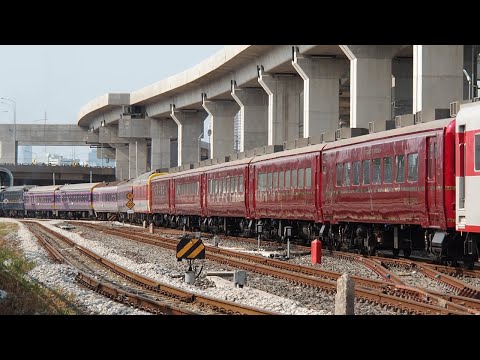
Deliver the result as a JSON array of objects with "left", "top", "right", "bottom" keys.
[
  {"left": 392, "top": 248, "right": 400, "bottom": 257},
  {"left": 463, "top": 256, "right": 475, "bottom": 270},
  {"left": 403, "top": 248, "right": 411, "bottom": 259},
  {"left": 446, "top": 260, "right": 458, "bottom": 267}
]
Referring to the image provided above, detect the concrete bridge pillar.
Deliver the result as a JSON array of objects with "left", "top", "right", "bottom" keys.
[
  {"left": 114, "top": 144, "right": 129, "bottom": 180},
  {"left": 292, "top": 48, "right": 349, "bottom": 137},
  {"left": 202, "top": 95, "right": 239, "bottom": 159},
  {"left": 0, "top": 124, "right": 17, "bottom": 164},
  {"left": 0, "top": 140, "right": 16, "bottom": 165},
  {"left": 129, "top": 138, "right": 147, "bottom": 179},
  {"left": 392, "top": 57, "right": 413, "bottom": 117},
  {"left": 150, "top": 118, "right": 177, "bottom": 170},
  {"left": 231, "top": 84, "right": 268, "bottom": 152},
  {"left": 340, "top": 45, "right": 403, "bottom": 128},
  {"left": 413, "top": 45, "right": 463, "bottom": 113},
  {"left": 258, "top": 68, "right": 303, "bottom": 145},
  {"left": 170, "top": 106, "right": 207, "bottom": 166}
]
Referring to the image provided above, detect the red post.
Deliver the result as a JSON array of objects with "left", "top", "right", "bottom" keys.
[{"left": 311, "top": 239, "right": 322, "bottom": 264}]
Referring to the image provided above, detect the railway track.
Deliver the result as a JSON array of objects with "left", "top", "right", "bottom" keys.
[
  {"left": 115, "top": 223, "right": 480, "bottom": 276},
  {"left": 78, "top": 222, "right": 476, "bottom": 315},
  {"left": 132, "top": 223, "right": 480, "bottom": 306},
  {"left": 22, "top": 221, "right": 275, "bottom": 315},
  {"left": 330, "top": 252, "right": 480, "bottom": 314}
]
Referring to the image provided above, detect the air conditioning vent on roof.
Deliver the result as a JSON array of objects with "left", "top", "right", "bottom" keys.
[
  {"left": 335, "top": 129, "right": 341, "bottom": 141},
  {"left": 395, "top": 116, "right": 401, "bottom": 129},
  {"left": 450, "top": 100, "right": 470, "bottom": 117},
  {"left": 395, "top": 114, "right": 415, "bottom": 128},
  {"left": 414, "top": 111, "right": 423, "bottom": 124},
  {"left": 368, "top": 121, "right": 375, "bottom": 133}
]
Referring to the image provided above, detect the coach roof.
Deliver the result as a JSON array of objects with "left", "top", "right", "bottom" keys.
[
  {"left": 58, "top": 183, "right": 101, "bottom": 191},
  {"left": 27, "top": 185, "right": 62, "bottom": 193}
]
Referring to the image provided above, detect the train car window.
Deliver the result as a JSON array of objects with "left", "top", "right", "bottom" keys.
[
  {"left": 267, "top": 173, "right": 273, "bottom": 190},
  {"left": 353, "top": 161, "right": 360, "bottom": 185},
  {"left": 408, "top": 153, "right": 419, "bottom": 182},
  {"left": 343, "top": 162, "right": 351, "bottom": 186},
  {"left": 292, "top": 169, "right": 297, "bottom": 188},
  {"left": 373, "top": 158, "right": 381, "bottom": 184},
  {"left": 239, "top": 175, "right": 244, "bottom": 192},
  {"left": 395, "top": 155, "right": 405, "bottom": 183},
  {"left": 305, "top": 168, "right": 311, "bottom": 189},
  {"left": 476, "top": 134, "right": 480, "bottom": 171},
  {"left": 298, "top": 168, "right": 304, "bottom": 188},
  {"left": 273, "top": 172, "right": 278, "bottom": 190},
  {"left": 285, "top": 170, "right": 291, "bottom": 189},
  {"left": 279, "top": 171, "right": 285, "bottom": 189},
  {"left": 223, "top": 178, "right": 227, "bottom": 194},
  {"left": 208, "top": 179, "right": 212, "bottom": 194},
  {"left": 383, "top": 157, "right": 393, "bottom": 183},
  {"left": 362, "top": 160, "right": 371, "bottom": 185},
  {"left": 336, "top": 163, "right": 343, "bottom": 186}
]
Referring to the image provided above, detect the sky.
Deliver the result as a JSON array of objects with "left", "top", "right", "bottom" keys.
[{"left": 0, "top": 45, "right": 224, "bottom": 163}]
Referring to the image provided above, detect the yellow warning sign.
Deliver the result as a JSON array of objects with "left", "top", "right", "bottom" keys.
[
  {"left": 126, "top": 193, "right": 134, "bottom": 200},
  {"left": 126, "top": 200, "right": 135, "bottom": 209},
  {"left": 176, "top": 237, "right": 205, "bottom": 260}
]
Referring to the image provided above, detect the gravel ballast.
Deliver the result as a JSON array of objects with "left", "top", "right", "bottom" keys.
[{"left": 0, "top": 218, "right": 148, "bottom": 315}]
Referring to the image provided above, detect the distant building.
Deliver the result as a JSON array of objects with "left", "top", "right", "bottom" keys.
[
  {"left": 88, "top": 149, "right": 101, "bottom": 166},
  {"left": 21, "top": 145, "right": 32, "bottom": 164}
]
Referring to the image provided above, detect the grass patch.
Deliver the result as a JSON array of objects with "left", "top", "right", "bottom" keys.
[{"left": 0, "top": 223, "right": 80, "bottom": 315}]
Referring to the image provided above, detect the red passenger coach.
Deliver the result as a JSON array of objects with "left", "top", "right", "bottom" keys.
[
  {"left": 204, "top": 158, "right": 250, "bottom": 234},
  {"left": 151, "top": 174, "right": 172, "bottom": 225},
  {"left": 131, "top": 171, "right": 165, "bottom": 223},
  {"left": 170, "top": 168, "right": 204, "bottom": 228},
  {"left": 250, "top": 147, "right": 322, "bottom": 240},
  {"left": 321, "top": 119, "right": 456, "bottom": 257}
]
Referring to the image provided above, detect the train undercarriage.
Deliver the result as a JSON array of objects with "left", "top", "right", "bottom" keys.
[
  {"left": 16, "top": 209, "right": 480, "bottom": 269},
  {"left": 323, "top": 222, "right": 479, "bottom": 269}
]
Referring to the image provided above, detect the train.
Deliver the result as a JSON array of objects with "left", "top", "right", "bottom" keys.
[{"left": 2, "top": 101, "right": 480, "bottom": 268}]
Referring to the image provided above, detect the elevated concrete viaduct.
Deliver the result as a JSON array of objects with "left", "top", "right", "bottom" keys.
[{"left": 77, "top": 45, "right": 477, "bottom": 180}]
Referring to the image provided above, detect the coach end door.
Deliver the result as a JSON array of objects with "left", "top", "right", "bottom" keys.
[{"left": 427, "top": 137, "right": 439, "bottom": 226}]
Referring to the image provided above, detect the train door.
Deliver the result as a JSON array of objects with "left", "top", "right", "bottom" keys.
[
  {"left": 315, "top": 154, "right": 322, "bottom": 222},
  {"left": 201, "top": 174, "right": 206, "bottom": 217},
  {"left": 170, "top": 179, "right": 175, "bottom": 214},
  {"left": 249, "top": 165, "right": 256, "bottom": 218},
  {"left": 427, "top": 136, "right": 438, "bottom": 225}
]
